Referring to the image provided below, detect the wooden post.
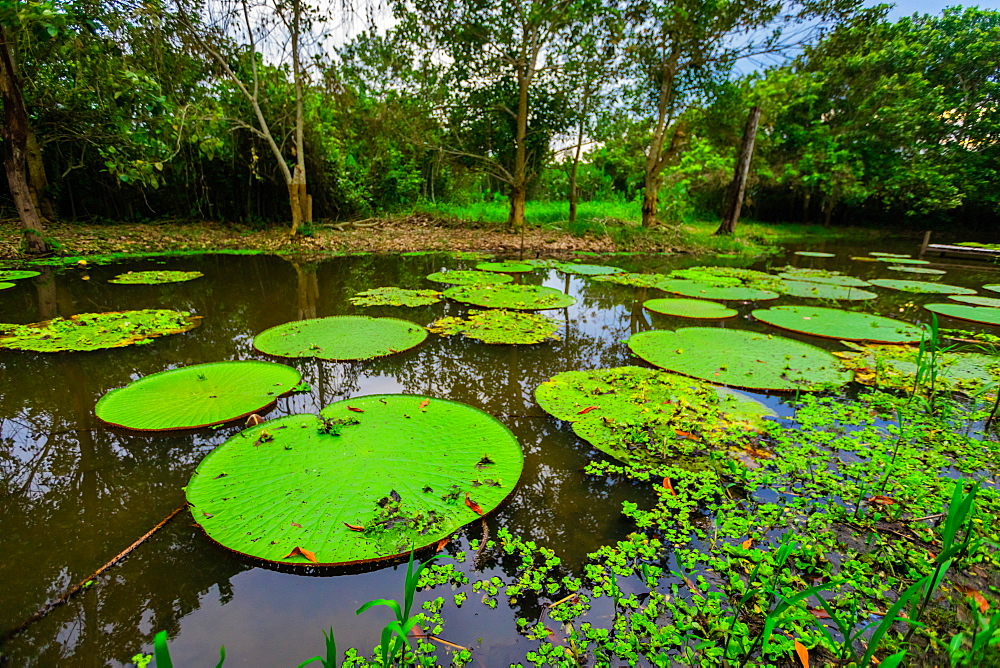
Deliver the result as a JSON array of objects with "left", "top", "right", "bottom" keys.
[
  {"left": 920, "top": 230, "right": 932, "bottom": 256},
  {"left": 716, "top": 106, "right": 762, "bottom": 236}
]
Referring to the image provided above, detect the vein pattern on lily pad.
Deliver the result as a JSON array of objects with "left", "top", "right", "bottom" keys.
[
  {"left": 185, "top": 394, "right": 524, "bottom": 566},
  {"left": 254, "top": 316, "right": 427, "bottom": 360},
  {"left": 777, "top": 280, "right": 877, "bottom": 301},
  {"left": 108, "top": 271, "right": 204, "bottom": 284},
  {"left": 0, "top": 310, "right": 201, "bottom": 352},
  {"left": 349, "top": 287, "right": 442, "bottom": 307},
  {"left": 949, "top": 295, "right": 1000, "bottom": 308},
  {"left": 627, "top": 328, "right": 852, "bottom": 391},
  {"left": 644, "top": 298, "right": 737, "bottom": 319},
  {"left": 534, "top": 367, "right": 774, "bottom": 466},
  {"left": 924, "top": 303, "right": 1000, "bottom": 326},
  {"left": 425, "top": 270, "right": 513, "bottom": 286},
  {"left": 429, "top": 309, "right": 560, "bottom": 344},
  {"left": 752, "top": 306, "right": 925, "bottom": 343},
  {"left": 96, "top": 361, "right": 302, "bottom": 430},
  {"left": 443, "top": 284, "right": 575, "bottom": 310}
]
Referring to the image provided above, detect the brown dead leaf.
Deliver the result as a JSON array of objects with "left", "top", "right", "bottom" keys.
[
  {"left": 347, "top": 406, "right": 364, "bottom": 413},
  {"left": 662, "top": 477, "right": 678, "bottom": 496},
  {"left": 246, "top": 414, "right": 264, "bottom": 427},
  {"left": 577, "top": 406, "right": 599, "bottom": 414},
  {"left": 283, "top": 546, "right": 318, "bottom": 563},
  {"left": 435, "top": 536, "right": 450, "bottom": 552},
  {"left": 290, "top": 522, "right": 302, "bottom": 528},
  {"left": 674, "top": 429, "right": 700, "bottom": 441},
  {"left": 343, "top": 523, "right": 364, "bottom": 532},
  {"left": 465, "top": 492, "right": 484, "bottom": 516},
  {"left": 956, "top": 585, "right": 990, "bottom": 613},
  {"left": 807, "top": 606, "right": 832, "bottom": 619},
  {"left": 868, "top": 495, "right": 898, "bottom": 506},
  {"left": 741, "top": 538, "right": 752, "bottom": 550},
  {"left": 793, "top": 638, "right": 809, "bottom": 668},
  {"left": 419, "top": 399, "right": 430, "bottom": 410}
]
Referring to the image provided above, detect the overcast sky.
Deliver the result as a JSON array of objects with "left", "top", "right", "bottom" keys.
[{"left": 876, "top": 0, "right": 1000, "bottom": 19}]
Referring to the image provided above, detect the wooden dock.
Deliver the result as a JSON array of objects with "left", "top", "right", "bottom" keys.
[{"left": 920, "top": 231, "right": 1000, "bottom": 260}]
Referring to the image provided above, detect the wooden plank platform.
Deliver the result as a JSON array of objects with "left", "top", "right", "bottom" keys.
[{"left": 922, "top": 243, "right": 1000, "bottom": 260}]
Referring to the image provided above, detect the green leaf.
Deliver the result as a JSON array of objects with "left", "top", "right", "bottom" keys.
[
  {"left": 425, "top": 271, "right": 513, "bottom": 286},
  {"left": 643, "top": 298, "right": 737, "bottom": 319},
  {"left": 924, "top": 303, "right": 1000, "bottom": 326},
  {"left": 752, "top": 306, "right": 925, "bottom": 343},
  {"left": 253, "top": 316, "right": 427, "bottom": 360},
  {"left": 868, "top": 279, "right": 976, "bottom": 294},
  {"left": 108, "top": 271, "right": 203, "bottom": 285},
  {"left": 428, "top": 309, "right": 560, "bottom": 344},
  {"left": 443, "top": 284, "right": 575, "bottom": 310},
  {"left": 0, "top": 310, "right": 200, "bottom": 352}
]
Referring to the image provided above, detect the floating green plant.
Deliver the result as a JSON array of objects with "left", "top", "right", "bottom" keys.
[
  {"left": 592, "top": 272, "right": 668, "bottom": 288},
  {"left": 185, "top": 394, "right": 524, "bottom": 566},
  {"left": 0, "top": 270, "right": 40, "bottom": 281},
  {"left": 253, "top": 316, "right": 427, "bottom": 360},
  {"left": 442, "top": 284, "right": 575, "bottom": 310},
  {"left": 644, "top": 298, "right": 737, "bottom": 319},
  {"left": 0, "top": 310, "right": 201, "bottom": 352},
  {"left": 868, "top": 279, "right": 976, "bottom": 295},
  {"left": 870, "top": 251, "right": 911, "bottom": 258},
  {"left": 875, "top": 257, "right": 931, "bottom": 265},
  {"left": 834, "top": 343, "right": 1000, "bottom": 395},
  {"left": 793, "top": 251, "right": 835, "bottom": 257},
  {"left": 656, "top": 279, "right": 780, "bottom": 302},
  {"left": 752, "top": 306, "right": 925, "bottom": 343},
  {"left": 95, "top": 361, "right": 302, "bottom": 431},
  {"left": 628, "top": 328, "right": 852, "bottom": 391},
  {"left": 108, "top": 271, "right": 204, "bottom": 285},
  {"left": 924, "top": 303, "right": 1000, "bottom": 326},
  {"left": 778, "top": 280, "right": 877, "bottom": 301},
  {"left": 429, "top": 309, "right": 560, "bottom": 344},
  {"left": 950, "top": 295, "right": 1000, "bottom": 308},
  {"left": 425, "top": 270, "right": 513, "bottom": 286},
  {"left": 475, "top": 261, "right": 534, "bottom": 273},
  {"left": 535, "top": 367, "right": 774, "bottom": 465},
  {"left": 668, "top": 266, "right": 785, "bottom": 291},
  {"left": 0, "top": 282, "right": 13, "bottom": 291},
  {"left": 447, "top": 251, "right": 494, "bottom": 261},
  {"left": 887, "top": 266, "right": 947, "bottom": 275},
  {"left": 552, "top": 263, "right": 624, "bottom": 276},
  {"left": 776, "top": 268, "right": 870, "bottom": 287},
  {"left": 349, "top": 287, "right": 443, "bottom": 307}
]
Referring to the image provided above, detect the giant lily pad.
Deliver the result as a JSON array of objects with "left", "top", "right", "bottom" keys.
[
  {"left": 254, "top": 316, "right": 427, "bottom": 360},
  {"left": 108, "top": 270, "right": 204, "bottom": 285},
  {"left": 0, "top": 270, "right": 40, "bottom": 281},
  {"left": 0, "top": 310, "right": 201, "bottom": 352},
  {"left": 752, "top": 306, "right": 925, "bottom": 343},
  {"left": 793, "top": 251, "right": 835, "bottom": 258},
  {"left": 875, "top": 257, "right": 930, "bottom": 265},
  {"left": 668, "top": 266, "right": 784, "bottom": 291},
  {"left": 425, "top": 271, "right": 513, "bottom": 286},
  {"left": 627, "top": 328, "right": 852, "bottom": 391},
  {"left": 592, "top": 272, "right": 667, "bottom": 288},
  {"left": 657, "top": 279, "right": 780, "bottom": 302},
  {"left": 96, "top": 361, "right": 302, "bottom": 430},
  {"left": 185, "top": 394, "right": 523, "bottom": 566},
  {"left": 350, "top": 287, "right": 442, "bottom": 307},
  {"left": 924, "top": 303, "right": 1000, "bottom": 326},
  {"left": 887, "top": 266, "right": 946, "bottom": 275},
  {"left": 0, "top": 283, "right": 13, "bottom": 291},
  {"left": 776, "top": 269, "right": 870, "bottom": 287},
  {"left": 949, "top": 295, "right": 1000, "bottom": 308},
  {"left": 982, "top": 285, "right": 1000, "bottom": 294},
  {"left": 475, "top": 261, "right": 534, "bottom": 274},
  {"left": 778, "top": 280, "right": 877, "bottom": 301},
  {"left": 553, "top": 263, "right": 624, "bottom": 276},
  {"left": 429, "top": 309, "right": 559, "bottom": 344},
  {"left": 644, "top": 298, "right": 737, "bottom": 319},
  {"left": 868, "top": 279, "right": 976, "bottom": 295},
  {"left": 870, "top": 252, "right": 911, "bottom": 258},
  {"left": 834, "top": 343, "right": 1000, "bottom": 396},
  {"left": 534, "top": 367, "right": 774, "bottom": 465},
  {"left": 443, "top": 284, "right": 575, "bottom": 310}
]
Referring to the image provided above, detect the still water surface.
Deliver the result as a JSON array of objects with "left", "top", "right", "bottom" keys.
[{"left": 1, "top": 245, "right": 998, "bottom": 665}]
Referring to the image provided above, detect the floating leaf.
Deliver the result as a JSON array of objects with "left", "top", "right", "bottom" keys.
[
  {"left": 950, "top": 295, "right": 1000, "bottom": 308},
  {"left": 868, "top": 279, "right": 976, "bottom": 295},
  {"left": 186, "top": 394, "right": 524, "bottom": 566},
  {"left": 425, "top": 270, "right": 513, "bottom": 286},
  {"left": 349, "top": 287, "right": 442, "bottom": 307},
  {"left": 983, "top": 285, "right": 1000, "bottom": 294},
  {"left": 108, "top": 270, "right": 204, "bottom": 285},
  {"left": 657, "top": 279, "right": 779, "bottom": 302},
  {"left": 777, "top": 269, "right": 870, "bottom": 287},
  {"left": 553, "top": 263, "right": 624, "bottom": 276},
  {"left": 875, "top": 257, "right": 930, "bottom": 265},
  {"left": 443, "top": 284, "right": 575, "bottom": 310},
  {"left": 778, "top": 280, "right": 877, "bottom": 301},
  {"left": 0, "top": 310, "right": 200, "bottom": 353},
  {"left": 0, "top": 270, "right": 40, "bottom": 281},
  {"left": 924, "top": 303, "right": 1000, "bottom": 326},
  {"left": 752, "top": 306, "right": 925, "bottom": 343},
  {"left": 627, "top": 329, "right": 852, "bottom": 391},
  {"left": 464, "top": 492, "right": 484, "bottom": 516},
  {"left": 95, "top": 361, "right": 302, "bottom": 431},
  {"left": 0, "top": 282, "right": 14, "bottom": 291},
  {"left": 475, "top": 261, "right": 534, "bottom": 274},
  {"left": 887, "top": 266, "right": 946, "bottom": 275},
  {"left": 428, "top": 309, "right": 560, "bottom": 344},
  {"left": 870, "top": 252, "right": 911, "bottom": 258},
  {"left": 419, "top": 399, "right": 430, "bottom": 410},
  {"left": 834, "top": 342, "right": 1000, "bottom": 395},
  {"left": 253, "top": 316, "right": 427, "bottom": 360},
  {"left": 591, "top": 272, "right": 668, "bottom": 288},
  {"left": 644, "top": 298, "right": 737, "bottom": 319},
  {"left": 793, "top": 251, "right": 834, "bottom": 258}
]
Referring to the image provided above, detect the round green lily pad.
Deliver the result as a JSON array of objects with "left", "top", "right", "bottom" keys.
[
  {"left": 443, "top": 284, "right": 575, "bottom": 310},
  {"left": 108, "top": 270, "right": 204, "bottom": 285},
  {"left": 668, "top": 267, "right": 784, "bottom": 291},
  {"left": 448, "top": 251, "right": 494, "bottom": 261},
  {"left": 0, "top": 270, "right": 40, "bottom": 281},
  {"left": 534, "top": 367, "right": 774, "bottom": 466},
  {"left": 0, "top": 310, "right": 201, "bottom": 352},
  {"left": 627, "top": 328, "right": 852, "bottom": 391},
  {"left": 657, "top": 279, "right": 780, "bottom": 302},
  {"left": 253, "top": 316, "right": 427, "bottom": 360},
  {"left": 868, "top": 279, "right": 976, "bottom": 295},
  {"left": 834, "top": 342, "right": 1000, "bottom": 396},
  {"left": 777, "top": 270, "right": 870, "bottom": 287},
  {"left": 875, "top": 257, "right": 930, "bottom": 265},
  {"left": 950, "top": 295, "right": 1000, "bottom": 308},
  {"left": 870, "top": 252, "right": 911, "bottom": 258},
  {"left": 982, "top": 285, "right": 1000, "bottom": 294},
  {"left": 752, "top": 306, "right": 925, "bottom": 343},
  {"left": 553, "top": 263, "right": 624, "bottom": 276},
  {"left": 426, "top": 270, "right": 513, "bottom": 286},
  {"left": 475, "top": 261, "right": 534, "bottom": 274},
  {"left": 644, "top": 298, "right": 737, "bottom": 319},
  {"left": 924, "top": 303, "right": 1000, "bottom": 326},
  {"left": 886, "top": 266, "right": 946, "bottom": 275},
  {"left": 429, "top": 309, "right": 559, "bottom": 344},
  {"left": 349, "top": 287, "right": 442, "bottom": 307},
  {"left": 96, "top": 361, "right": 302, "bottom": 431},
  {"left": 794, "top": 251, "right": 835, "bottom": 257},
  {"left": 778, "top": 280, "right": 878, "bottom": 301},
  {"left": 0, "top": 282, "right": 14, "bottom": 291},
  {"left": 592, "top": 273, "right": 667, "bottom": 288},
  {"left": 185, "top": 394, "right": 524, "bottom": 566}
]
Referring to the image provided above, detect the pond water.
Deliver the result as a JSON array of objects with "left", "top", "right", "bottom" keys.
[{"left": 1, "top": 242, "right": 999, "bottom": 666}]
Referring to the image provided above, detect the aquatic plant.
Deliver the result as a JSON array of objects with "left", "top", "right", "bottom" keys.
[
  {"left": 868, "top": 279, "right": 976, "bottom": 295},
  {"left": 475, "top": 261, "right": 534, "bottom": 273},
  {"left": 591, "top": 272, "right": 667, "bottom": 288},
  {"left": 552, "top": 263, "right": 624, "bottom": 276},
  {"left": 428, "top": 309, "right": 560, "bottom": 344},
  {"left": 0, "top": 270, "right": 40, "bottom": 281},
  {"left": 253, "top": 316, "right": 427, "bottom": 360},
  {"left": 0, "top": 310, "right": 200, "bottom": 352},
  {"left": 751, "top": 305, "right": 925, "bottom": 343},
  {"left": 925, "top": 303, "right": 1000, "bottom": 326},
  {"left": 442, "top": 284, "right": 575, "bottom": 310},
  {"left": 349, "top": 287, "right": 443, "bottom": 307},
  {"left": 777, "top": 280, "right": 877, "bottom": 300},
  {"left": 108, "top": 270, "right": 204, "bottom": 284},
  {"left": 425, "top": 270, "right": 512, "bottom": 286},
  {"left": 656, "top": 279, "right": 780, "bottom": 301},
  {"left": 643, "top": 298, "right": 737, "bottom": 319}
]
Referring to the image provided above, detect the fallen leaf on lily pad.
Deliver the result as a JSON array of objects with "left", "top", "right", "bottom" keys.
[
  {"left": 344, "top": 523, "right": 364, "bottom": 532},
  {"left": 283, "top": 546, "right": 318, "bottom": 563},
  {"left": 465, "top": 492, "right": 484, "bottom": 516}
]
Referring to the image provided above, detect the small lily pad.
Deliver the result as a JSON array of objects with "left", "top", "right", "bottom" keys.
[
  {"left": 443, "top": 284, "right": 575, "bottom": 310},
  {"left": 447, "top": 251, "right": 494, "bottom": 261},
  {"left": 350, "top": 287, "right": 443, "bottom": 307},
  {"left": 0, "top": 310, "right": 201, "bottom": 352},
  {"left": 950, "top": 295, "right": 1000, "bottom": 308},
  {"left": 869, "top": 252, "right": 911, "bottom": 258},
  {"left": 96, "top": 361, "right": 302, "bottom": 431},
  {"left": 534, "top": 367, "right": 774, "bottom": 465},
  {"left": 778, "top": 280, "right": 878, "bottom": 301},
  {"left": 886, "top": 266, "right": 946, "bottom": 275},
  {"left": 253, "top": 316, "right": 427, "bottom": 360},
  {"left": 875, "top": 257, "right": 930, "bottom": 265},
  {"left": 982, "top": 285, "right": 1000, "bottom": 294},
  {"left": 668, "top": 267, "right": 784, "bottom": 291},
  {"left": 657, "top": 279, "right": 780, "bottom": 302},
  {"left": 553, "top": 263, "right": 624, "bottom": 276},
  {"left": 108, "top": 271, "right": 204, "bottom": 285},
  {"left": 644, "top": 298, "right": 737, "bottom": 319},
  {"left": 777, "top": 269, "right": 870, "bottom": 287},
  {"left": 793, "top": 251, "right": 835, "bottom": 257},
  {"left": 185, "top": 394, "right": 524, "bottom": 566},
  {"left": 0, "top": 270, "right": 40, "bottom": 281},
  {"left": 0, "top": 282, "right": 14, "bottom": 291},
  {"left": 627, "top": 328, "right": 852, "bottom": 391},
  {"left": 592, "top": 272, "right": 668, "bottom": 288},
  {"left": 752, "top": 306, "right": 925, "bottom": 343},
  {"left": 429, "top": 309, "right": 560, "bottom": 344},
  {"left": 425, "top": 271, "right": 513, "bottom": 286},
  {"left": 834, "top": 343, "right": 1000, "bottom": 396},
  {"left": 868, "top": 279, "right": 976, "bottom": 295},
  {"left": 475, "top": 261, "right": 534, "bottom": 274},
  {"left": 924, "top": 303, "right": 1000, "bottom": 326}
]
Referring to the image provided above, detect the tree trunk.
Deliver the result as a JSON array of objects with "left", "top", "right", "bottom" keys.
[
  {"left": 568, "top": 87, "right": 591, "bottom": 225},
  {"left": 0, "top": 29, "right": 48, "bottom": 255},
  {"left": 507, "top": 60, "right": 531, "bottom": 233},
  {"left": 641, "top": 49, "right": 680, "bottom": 228},
  {"left": 289, "top": 0, "right": 309, "bottom": 234},
  {"left": 641, "top": 172, "right": 660, "bottom": 228},
  {"left": 25, "top": 123, "right": 55, "bottom": 221},
  {"left": 716, "top": 106, "right": 761, "bottom": 236},
  {"left": 823, "top": 196, "right": 835, "bottom": 227}
]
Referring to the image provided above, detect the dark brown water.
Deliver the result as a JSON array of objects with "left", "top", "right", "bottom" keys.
[{"left": 1, "top": 246, "right": 998, "bottom": 666}]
